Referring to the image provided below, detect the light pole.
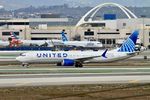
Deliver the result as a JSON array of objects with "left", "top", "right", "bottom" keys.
[{"left": 141, "top": 15, "right": 146, "bottom": 46}]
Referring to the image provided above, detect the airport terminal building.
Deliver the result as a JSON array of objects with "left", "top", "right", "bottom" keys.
[{"left": 0, "top": 3, "right": 150, "bottom": 48}]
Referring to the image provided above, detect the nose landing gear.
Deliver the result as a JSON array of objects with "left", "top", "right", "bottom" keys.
[{"left": 22, "top": 63, "right": 29, "bottom": 68}]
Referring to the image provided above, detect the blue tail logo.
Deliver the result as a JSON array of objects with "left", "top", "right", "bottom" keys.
[
  {"left": 118, "top": 30, "right": 139, "bottom": 52},
  {"left": 61, "top": 30, "right": 68, "bottom": 42}
]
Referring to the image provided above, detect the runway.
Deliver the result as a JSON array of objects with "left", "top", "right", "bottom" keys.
[
  {"left": 0, "top": 66, "right": 150, "bottom": 87},
  {"left": 0, "top": 73, "right": 150, "bottom": 87}
]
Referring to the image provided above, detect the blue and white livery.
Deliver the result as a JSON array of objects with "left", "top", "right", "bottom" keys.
[
  {"left": 16, "top": 30, "right": 140, "bottom": 67},
  {"left": 61, "top": 30, "right": 68, "bottom": 42},
  {"left": 118, "top": 30, "right": 139, "bottom": 52},
  {"left": 61, "top": 30, "right": 103, "bottom": 48}
]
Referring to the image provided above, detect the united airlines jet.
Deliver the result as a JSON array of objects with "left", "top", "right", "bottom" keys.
[{"left": 16, "top": 30, "right": 139, "bottom": 67}]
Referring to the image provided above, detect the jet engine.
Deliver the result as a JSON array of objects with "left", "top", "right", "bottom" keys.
[{"left": 62, "top": 59, "right": 75, "bottom": 66}]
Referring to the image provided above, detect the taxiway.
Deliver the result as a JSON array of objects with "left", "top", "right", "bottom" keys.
[{"left": 0, "top": 72, "right": 150, "bottom": 87}]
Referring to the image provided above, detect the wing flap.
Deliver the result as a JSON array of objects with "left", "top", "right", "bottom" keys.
[{"left": 75, "top": 49, "right": 108, "bottom": 62}]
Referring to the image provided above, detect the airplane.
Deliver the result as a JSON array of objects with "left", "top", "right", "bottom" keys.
[
  {"left": 10, "top": 32, "right": 54, "bottom": 47},
  {"left": 61, "top": 30, "right": 103, "bottom": 48},
  {"left": 10, "top": 31, "right": 102, "bottom": 48},
  {"left": 16, "top": 30, "right": 140, "bottom": 67}
]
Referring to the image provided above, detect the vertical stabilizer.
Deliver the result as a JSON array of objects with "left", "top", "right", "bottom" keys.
[
  {"left": 61, "top": 30, "right": 68, "bottom": 42},
  {"left": 10, "top": 32, "right": 19, "bottom": 40},
  {"left": 118, "top": 30, "right": 139, "bottom": 52}
]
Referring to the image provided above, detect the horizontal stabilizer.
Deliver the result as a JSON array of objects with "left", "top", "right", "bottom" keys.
[{"left": 102, "top": 49, "right": 108, "bottom": 58}]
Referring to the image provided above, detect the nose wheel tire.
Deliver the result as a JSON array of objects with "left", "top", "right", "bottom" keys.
[{"left": 22, "top": 63, "right": 29, "bottom": 68}]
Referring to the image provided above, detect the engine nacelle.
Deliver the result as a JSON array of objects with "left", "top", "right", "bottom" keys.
[{"left": 62, "top": 59, "right": 75, "bottom": 66}]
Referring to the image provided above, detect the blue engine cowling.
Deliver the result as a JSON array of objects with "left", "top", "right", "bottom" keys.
[{"left": 62, "top": 59, "right": 75, "bottom": 66}]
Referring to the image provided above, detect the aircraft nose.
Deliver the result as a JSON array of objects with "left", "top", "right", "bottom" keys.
[{"left": 16, "top": 56, "right": 23, "bottom": 62}]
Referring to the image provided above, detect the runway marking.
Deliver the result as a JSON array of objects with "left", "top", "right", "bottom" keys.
[
  {"left": 0, "top": 75, "right": 149, "bottom": 87},
  {"left": 16, "top": 82, "right": 31, "bottom": 86},
  {"left": 1, "top": 68, "right": 150, "bottom": 70},
  {"left": 129, "top": 80, "right": 139, "bottom": 83}
]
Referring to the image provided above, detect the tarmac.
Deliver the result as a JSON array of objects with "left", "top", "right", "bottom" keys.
[
  {"left": 0, "top": 67, "right": 150, "bottom": 87},
  {"left": 0, "top": 72, "right": 150, "bottom": 87}
]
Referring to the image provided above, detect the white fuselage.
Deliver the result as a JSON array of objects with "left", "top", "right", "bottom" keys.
[
  {"left": 63, "top": 41, "right": 103, "bottom": 48},
  {"left": 15, "top": 39, "right": 102, "bottom": 48},
  {"left": 16, "top": 50, "right": 135, "bottom": 64},
  {"left": 0, "top": 41, "right": 9, "bottom": 46},
  {"left": 21, "top": 40, "right": 53, "bottom": 47}
]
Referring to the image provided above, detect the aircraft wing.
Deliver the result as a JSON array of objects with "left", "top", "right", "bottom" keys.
[
  {"left": 75, "top": 49, "right": 108, "bottom": 62},
  {"left": 75, "top": 55, "right": 102, "bottom": 62},
  {"left": 126, "top": 51, "right": 140, "bottom": 56}
]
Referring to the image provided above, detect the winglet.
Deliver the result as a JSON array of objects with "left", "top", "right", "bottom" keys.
[{"left": 102, "top": 49, "right": 108, "bottom": 58}]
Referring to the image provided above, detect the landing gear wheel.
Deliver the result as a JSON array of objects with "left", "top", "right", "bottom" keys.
[
  {"left": 79, "top": 63, "right": 83, "bottom": 67},
  {"left": 57, "top": 63, "right": 62, "bottom": 66},
  {"left": 22, "top": 63, "right": 29, "bottom": 68},
  {"left": 75, "top": 62, "right": 83, "bottom": 68}
]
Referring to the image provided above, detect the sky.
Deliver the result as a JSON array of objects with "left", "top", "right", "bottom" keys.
[{"left": 0, "top": 0, "right": 150, "bottom": 10}]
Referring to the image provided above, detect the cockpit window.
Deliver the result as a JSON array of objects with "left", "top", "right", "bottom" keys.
[{"left": 20, "top": 53, "right": 26, "bottom": 56}]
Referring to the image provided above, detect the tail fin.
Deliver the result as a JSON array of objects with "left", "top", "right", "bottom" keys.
[
  {"left": 118, "top": 30, "right": 139, "bottom": 52},
  {"left": 10, "top": 32, "right": 19, "bottom": 40},
  {"left": 61, "top": 30, "right": 68, "bottom": 42}
]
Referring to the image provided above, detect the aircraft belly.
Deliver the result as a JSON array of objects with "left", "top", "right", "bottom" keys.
[
  {"left": 28, "top": 58, "right": 62, "bottom": 64},
  {"left": 85, "top": 55, "right": 132, "bottom": 63}
]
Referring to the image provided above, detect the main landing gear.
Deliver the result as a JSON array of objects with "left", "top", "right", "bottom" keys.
[
  {"left": 56, "top": 62, "right": 83, "bottom": 68},
  {"left": 57, "top": 63, "right": 62, "bottom": 66},
  {"left": 75, "top": 62, "right": 83, "bottom": 68}
]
